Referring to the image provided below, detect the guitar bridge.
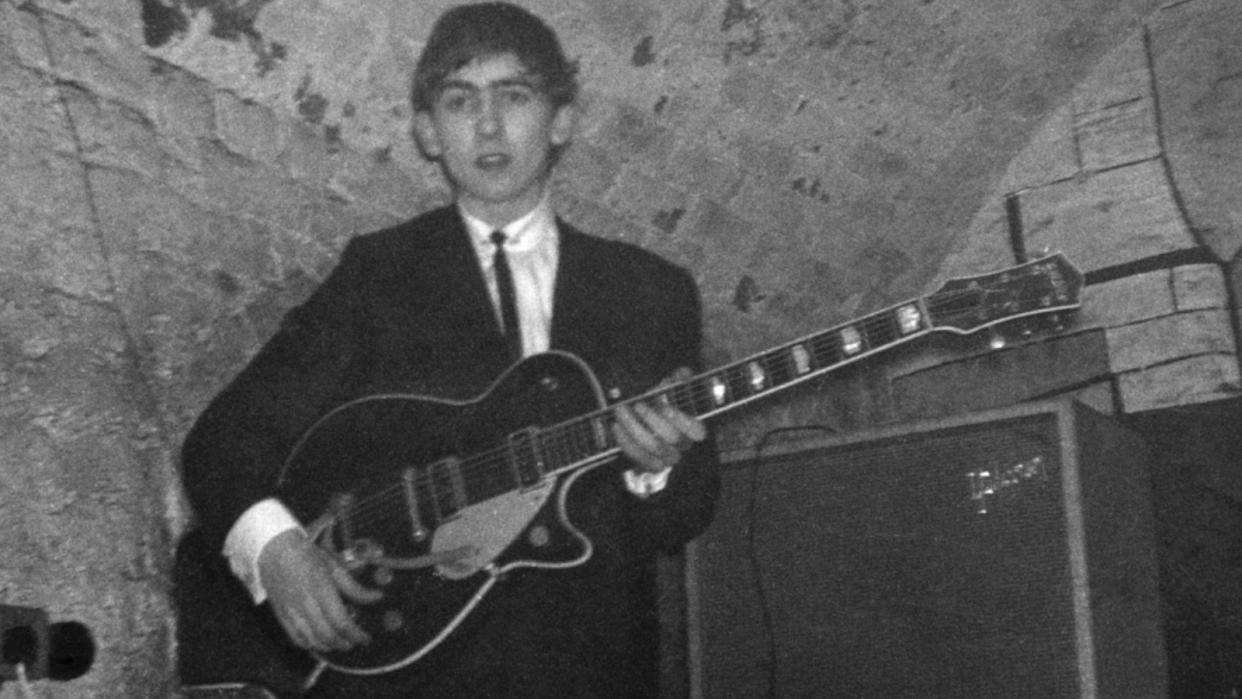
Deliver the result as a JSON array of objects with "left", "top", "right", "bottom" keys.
[{"left": 402, "top": 467, "right": 430, "bottom": 542}]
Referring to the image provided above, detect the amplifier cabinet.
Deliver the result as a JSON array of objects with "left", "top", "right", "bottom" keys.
[{"left": 687, "top": 400, "right": 1166, "bottom": 698}]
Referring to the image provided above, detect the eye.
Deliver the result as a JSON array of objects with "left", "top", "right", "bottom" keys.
[
  {"left": 500, "top": 87, "right": 534, "bottom": 105},
  {"left": 438, "top": 91, "right": 473, "bottom": 113}
]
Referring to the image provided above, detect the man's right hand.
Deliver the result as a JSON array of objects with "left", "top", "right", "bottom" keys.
[{"left": 257, "top": 528, "right": 382, "bottom": 652}]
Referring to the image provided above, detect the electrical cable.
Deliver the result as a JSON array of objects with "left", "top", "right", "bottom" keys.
[{"left": 742, "top": 424, "right": 837, "bottom": 699}]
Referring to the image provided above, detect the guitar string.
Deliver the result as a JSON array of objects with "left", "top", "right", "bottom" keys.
[
  {"left": 337, "top": 284, "right": 1044, "bottom": 531},
  {"left": 338, "top": 280, "right": 1058, "bottom": 530},
  {"left": 336, "top": 281, "right": 1052, "bottom": 531}
]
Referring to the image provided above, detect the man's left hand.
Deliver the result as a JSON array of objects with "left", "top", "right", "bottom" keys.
[{"left": 612, "top": 367, "right": 707, "bottom": 474}]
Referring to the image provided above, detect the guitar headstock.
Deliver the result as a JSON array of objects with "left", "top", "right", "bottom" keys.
[{"left": 927, "top": 253, "right": 1083, "bottom": 335}]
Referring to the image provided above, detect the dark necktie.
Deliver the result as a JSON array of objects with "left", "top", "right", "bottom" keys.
[{"left": 490, "top": 230, "right": 522, "bottom": 361}]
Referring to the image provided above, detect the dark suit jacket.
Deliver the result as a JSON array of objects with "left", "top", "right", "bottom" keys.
[{"left": 178, "top": 205, "right": 719, "bottom": 697}]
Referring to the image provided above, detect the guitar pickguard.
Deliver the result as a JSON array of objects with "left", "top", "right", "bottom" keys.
[{"left": 433, "top": 477, "right": 557, "bottom": 579}]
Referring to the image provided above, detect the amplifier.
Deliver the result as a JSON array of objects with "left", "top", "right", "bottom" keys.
[{"left": 687, "top": 399, "right": 1167, "bottom": 698}]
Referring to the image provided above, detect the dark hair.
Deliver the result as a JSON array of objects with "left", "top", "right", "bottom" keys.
[{"left": 411, "top": 2, "right": 579, "bottom": 112}]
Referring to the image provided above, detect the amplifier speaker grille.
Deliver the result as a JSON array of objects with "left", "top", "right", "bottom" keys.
[{"left": 688, "top": 400, "right": 1167, "bottom": 698}]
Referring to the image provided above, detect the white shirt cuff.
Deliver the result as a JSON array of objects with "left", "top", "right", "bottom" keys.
[
  {"left": 222, "top": 498, "right": 302, "bottom": 604},
  {"left": 623, "top": 467, "right": 672, "bottom": 498}
]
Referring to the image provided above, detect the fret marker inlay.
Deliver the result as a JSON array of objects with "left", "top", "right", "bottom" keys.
[
  {"left": 897, "top": 305, "right": 922, "bottom": 334},
  {"left": 747, "top": 362, "right": 766, "bottom": 391},
  {"left": 841, "top": 326, "right": 863, "bottom": 355},
  {"left": 792, "top": 344, "right": 812, "bottom": 374}
]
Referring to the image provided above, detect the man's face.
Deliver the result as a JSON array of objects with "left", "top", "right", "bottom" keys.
[{"left": 414, "top": 52, "right": 576, "bottom": 226}]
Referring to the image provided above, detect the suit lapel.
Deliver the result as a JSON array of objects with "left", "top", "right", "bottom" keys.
[
  {"left": 550, "top": 222, "right": 594, "bottom": 352},
  {"left": 551, "top": 222, "right": 631, "bottom": 396},
  {"left": 400, "top": 208, "right": 512, "bottom": 381},
  {"left": 414, "top": 208, "right": 502, "bottom": 335}
]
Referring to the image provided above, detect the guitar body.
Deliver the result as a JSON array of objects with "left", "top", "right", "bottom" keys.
[{"left": 275, "top": 351, "right": 612, "bottom": 675}]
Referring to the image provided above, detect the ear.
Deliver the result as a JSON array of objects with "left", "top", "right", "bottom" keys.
[
  {"left": 549, "top": 102, "right": 578, "bottom": 148},
  {"left": 412, "top": 111, "right": 443, "bottom": 159}
]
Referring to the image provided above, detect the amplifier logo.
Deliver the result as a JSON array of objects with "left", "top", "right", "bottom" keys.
[{"left": 967, "top": 456, "right": 1047, "bottom": 514}]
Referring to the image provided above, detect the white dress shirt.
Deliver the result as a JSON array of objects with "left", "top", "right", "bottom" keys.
[{"left": 223, "top": 197, "right": 670, "bottom": 602}]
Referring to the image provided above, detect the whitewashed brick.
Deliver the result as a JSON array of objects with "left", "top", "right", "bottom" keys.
[
  {"left": 1118, "top": 353, "right": 1242, "bottom": 411},
  {"left": 1107, "top": 309, "right": 1237, "bottom": 372}
]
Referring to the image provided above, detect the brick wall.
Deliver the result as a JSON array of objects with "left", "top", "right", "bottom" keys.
[{"left": 914, "top": 3, "right": 1242, "bottom": 417}]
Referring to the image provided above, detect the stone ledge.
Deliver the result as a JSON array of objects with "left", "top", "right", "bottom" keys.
[
  {"left": 1106, "top": 308, "right": 1237, "bottom": 373},
  {"left": 1117, "top": 353, "right": 1242, "bottom": 411}
]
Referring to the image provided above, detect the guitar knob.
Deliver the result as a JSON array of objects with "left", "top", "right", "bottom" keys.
[
  {"left": 382, "top": 609, "right": 404, "bottom": 632},
  {"left": 373, "top": 566, "right": 394, "bottom": 587},
  {"left": 528, "top": 525, "right": 550, "bottom": 548}
]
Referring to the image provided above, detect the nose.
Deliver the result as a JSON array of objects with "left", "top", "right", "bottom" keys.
[{"left": 474, "top": 96, "right": 502, "bottom": 137}]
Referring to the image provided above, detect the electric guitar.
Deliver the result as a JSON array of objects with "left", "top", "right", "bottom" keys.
[{"left": 258, "top": 253, "right": 1084, "bottom": 679}]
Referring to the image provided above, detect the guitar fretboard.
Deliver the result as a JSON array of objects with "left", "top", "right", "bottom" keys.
[{"left": 543, "top": 297, "right": 934, "bottom": 472}]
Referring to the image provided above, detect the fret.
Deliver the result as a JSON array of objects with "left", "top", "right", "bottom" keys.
[
  {"left": 668, "top": 385, "right": 697, "bottom": 416},
  {"left": 810, "top": 329, "right": 842, "bottom": 367},
  {"left": 686, "top": 377, "right": 716, "bottom": 416},
  {"left": 725, "top": 362, "right": 754, "bottom": 403},
  {"left": 693, "top": 376, "right": 717, "bottom": 415},
  {"left": 764, "top": 346, "right": 797, "bottom": 389},
  {"left": 867, "top": 309, "right": 902, "bottom": 348}
]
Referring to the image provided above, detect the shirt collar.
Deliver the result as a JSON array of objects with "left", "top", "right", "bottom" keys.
[{"left": 459, "top": 193, "right": 557, "bottom": 255}]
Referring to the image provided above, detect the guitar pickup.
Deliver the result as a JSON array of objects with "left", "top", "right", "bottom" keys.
[
  {"left": 429, "top": 457, "right": 466, "bottom": 521},
  {"left": 506, "top": 427, "right": 546, "bottom": 488}
]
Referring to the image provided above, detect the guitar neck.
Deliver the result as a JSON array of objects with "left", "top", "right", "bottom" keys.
[
  {"left": 538, "top": 250, "right": 1082, "bottom": 478},
  {"left": 535, "top": 295, "right": 937, "bottom": 476}
]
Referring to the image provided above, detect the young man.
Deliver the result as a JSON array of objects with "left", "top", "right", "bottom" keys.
[{"left": 178, "top": 3, "right": 719, "bottom": 697}]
